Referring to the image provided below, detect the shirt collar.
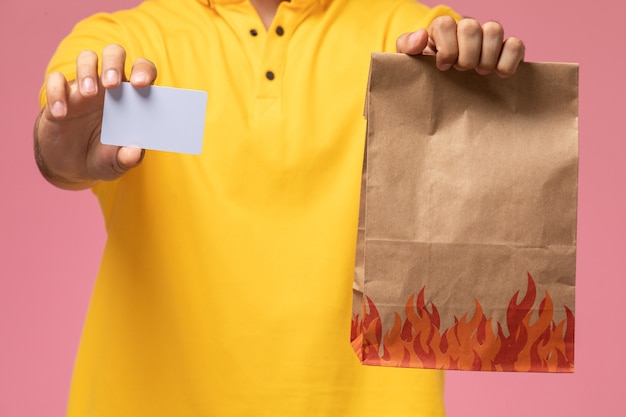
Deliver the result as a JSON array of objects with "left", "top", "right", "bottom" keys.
[{"left": 200, "top": 0, "right": 331, "bottom": 8}]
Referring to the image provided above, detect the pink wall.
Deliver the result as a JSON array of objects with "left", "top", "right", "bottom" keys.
[{"left": 1, "top": 0, "right": 623, "bottom": 416}]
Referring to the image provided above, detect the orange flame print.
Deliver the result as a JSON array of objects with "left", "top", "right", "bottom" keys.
[{"left": 351, "top": 273, "right": 574, "bottom": 372}]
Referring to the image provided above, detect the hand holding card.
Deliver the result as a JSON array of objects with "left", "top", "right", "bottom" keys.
[{"left": 101, "top": 82, "right": 208, "bottom": 155}]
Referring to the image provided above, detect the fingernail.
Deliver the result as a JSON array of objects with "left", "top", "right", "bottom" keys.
[
  {"left": 439, "top": 63, "right": 452, "bottom": 71},
  {"left": 51, "top": 101, "right": 65, "bottom": 118},
  {"left": 131, "top": 72, "right": 146, "bottom": 84},
  {"left": 81, "top": 77, "right": 95, "bottom": 94},
  {"left": 104, "top": 69, "right": 118, "bottom": 85}
]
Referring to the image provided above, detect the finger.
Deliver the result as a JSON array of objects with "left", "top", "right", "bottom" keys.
[
  {"left": 45, "top": 72, "right": 69, "bottom": 119},
  {"left": 495, "top": 37, "right": 525, "bottom": 77},
  {"left": 396, "top": 29, "right": 429, "bottom": 55},
  {"left": 129, "top": 57, "right": 158, "bottom": 87},
  {"left": 76, "top": 50, "right": 99, "bottom": 96},
  {"left": 476, "top": 21, "right": 504, "bottom": 75},
  {"left": 101, "top": 44, "right": 127, "bottom": 88},
  {"left": 428, "top": 16, "right": 459, "bottom": 71},
  {"left": 454, "top": 18, "right": 483, "bottom": 71}
]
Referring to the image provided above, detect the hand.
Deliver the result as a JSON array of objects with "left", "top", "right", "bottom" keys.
[
  {"left": 34, "top": 44, "right": 157, "bottom": 189},
  {"left": 396, "top": 16, "right": 525, "bottom": 77}
]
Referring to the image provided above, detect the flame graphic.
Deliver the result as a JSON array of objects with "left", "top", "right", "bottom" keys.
[{"left": 351, "top": 273, "right": 574, "bottom": 372}]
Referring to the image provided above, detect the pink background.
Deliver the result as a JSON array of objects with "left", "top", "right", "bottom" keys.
[{"left": 1, "top": 0, "right": 623, "bottom": 416}]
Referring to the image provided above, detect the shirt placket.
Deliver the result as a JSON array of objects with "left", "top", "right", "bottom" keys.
[
  {"left": 253, "top": 18, "right": 288, "bottom": 120},
  {"left": 211, "top": 1, "right": 319, "bottom": 120}
]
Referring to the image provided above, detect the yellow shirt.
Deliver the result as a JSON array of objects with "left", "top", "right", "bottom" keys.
[{"left": 42, "top": 0, "right": 458, "bottom": 415}]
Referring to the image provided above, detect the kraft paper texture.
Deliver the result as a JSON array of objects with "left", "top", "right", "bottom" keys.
[{"left": 351, "top": 53, "right": 578, "bottom": 373}]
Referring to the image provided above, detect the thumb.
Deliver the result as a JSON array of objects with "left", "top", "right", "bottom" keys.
[
  {"left": 116, "top": 146, "right": 145, "bottom": 171},
  {"left": 396, "top": 29, "right": 429, "bottom": 55}
]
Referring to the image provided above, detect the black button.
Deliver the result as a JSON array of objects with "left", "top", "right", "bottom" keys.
[
  {"left": 276, "top": 26, "right": 285, "bottom": 36},
  {"left": 250, "top": 29, "right": 258, "bottom": 36},
  {"left": 265, "top": 71, "right": 275, "bottom": 80}
]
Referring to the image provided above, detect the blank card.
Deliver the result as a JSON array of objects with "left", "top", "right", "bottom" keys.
[{"left": 101, "top": 82, "right": 208, "bottom": 155}]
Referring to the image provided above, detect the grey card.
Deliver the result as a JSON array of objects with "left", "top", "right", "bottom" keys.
[{"left": 101, "top": 82, "right": 208, "bottom": 155}]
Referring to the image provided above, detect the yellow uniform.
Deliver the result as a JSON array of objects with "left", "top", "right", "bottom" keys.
[{"left": 42, "top": 0, "right": 458, "bottom": 415}]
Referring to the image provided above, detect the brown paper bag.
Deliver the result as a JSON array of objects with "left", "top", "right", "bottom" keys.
[{"left": 351, "top": 53, "right": 578, "bottom": 373}]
